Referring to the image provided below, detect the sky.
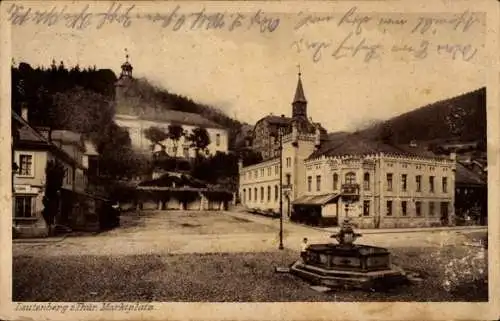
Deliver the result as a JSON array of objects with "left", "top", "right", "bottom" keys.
[{"left": 8, "top": 1, "right": 488, "bottom": 132}]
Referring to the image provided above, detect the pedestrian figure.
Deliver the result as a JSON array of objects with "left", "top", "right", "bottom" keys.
[{"left": 301, "top": 237, "right": 308, "bottom": 263}]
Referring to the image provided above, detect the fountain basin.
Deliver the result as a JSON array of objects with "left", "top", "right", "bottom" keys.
[{"left": 290, "top": 244, "right": 407, "bottom": 290}]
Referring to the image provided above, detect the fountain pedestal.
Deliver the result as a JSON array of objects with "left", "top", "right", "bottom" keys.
[{"left": 290, "top": 219, "right": 407, "bottom": 290}]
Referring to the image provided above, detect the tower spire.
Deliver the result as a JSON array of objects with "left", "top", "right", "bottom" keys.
[
  {"left": 120, "top": 48, "right": 133, "bottom": 78},
  {"left": 293, "top": 67, "right": 307, "bottom": 105}
]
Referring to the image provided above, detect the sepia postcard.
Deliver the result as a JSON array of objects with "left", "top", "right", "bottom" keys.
[{"left": 0, "top": 0, "right": 499, "bottom": 320}]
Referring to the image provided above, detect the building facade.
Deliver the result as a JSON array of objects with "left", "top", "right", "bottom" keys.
[
  {"left": 12, "top": 110, "right": 105, "bottom": 237},
  {"left": 298, "top": 141, "right": 456, "bottom": 228},
  {"left": 239, "top": 72, "right": 325, "bottom": 215},
  {"left": 114, "top": 113, "right": 228, "bottom": 158},
  {"left": 238, "top": 72, "right": 458, "bottom": 229},
  {"left": 113, "top": 54, "right": 228, "bottom": 158}
]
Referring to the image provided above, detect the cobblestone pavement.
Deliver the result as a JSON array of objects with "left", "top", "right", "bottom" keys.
[{"left": 12, "top": 210, "right": 485, "bottom": 257}]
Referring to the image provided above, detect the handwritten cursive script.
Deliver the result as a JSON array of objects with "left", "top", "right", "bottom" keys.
[{"left": 6, "top": 2, "right": 281, "bottom": 33}]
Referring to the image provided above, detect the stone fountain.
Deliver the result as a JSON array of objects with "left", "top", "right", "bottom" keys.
[{"left": 290, "top": 219, "right": 408, "bottom": 291}]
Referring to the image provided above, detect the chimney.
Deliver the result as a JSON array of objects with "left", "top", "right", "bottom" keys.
[
  {"left": 292, "top": 119, "right": 298, "bottom": 144},
  {"left": 314, "top": 124, "right": 321, "bottom": 149},
  {"left": 21, "top": 104, "right": 28, "bottom": 122}
]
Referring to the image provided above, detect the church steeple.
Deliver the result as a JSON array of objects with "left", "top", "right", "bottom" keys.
[
  {"left": 292, "top": 66, "right": 307, "bottom": 119},
  {"left": 120, "top": 48, "right": 133, "bottom": 79}
]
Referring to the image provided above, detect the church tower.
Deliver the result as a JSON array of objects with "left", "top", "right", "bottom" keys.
[
  {"left": 292, "top": 70, "right": 307, "bottom": 119},
  {"left": 115, "top": 48, "right": 134, "bottom": 115}
]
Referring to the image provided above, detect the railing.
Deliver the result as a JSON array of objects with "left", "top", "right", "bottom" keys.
[{"left": 341, "top": 183, "right": 360, "bottom": 196}]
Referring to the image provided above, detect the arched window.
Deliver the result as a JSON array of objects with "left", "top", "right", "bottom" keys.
[
  {"left": 243, "top": 189, "right": 246, "bottom": 203},
  {"left": 333, "top": 173, "right": 339, "bottom": 190},
  {"left": 260, "top": 187, "right": 264, "bottom": 201},
  {"left": 267, "top": 186, "right": 271, "bottom": 201},
  {"left": 345, "top": 172, "right": 356, "bottom": 185},
  {"left": 254, "top": 188, "right": 257, "bottom": 201},
  {"left": 248, "top": 188, "right": 252, "bottom": 201},
  {"left": 275, "top": 185, "right": 279, "bottom": 200},
  {"left": 363, "top": 173, "right": 370, "bottom": 190}
]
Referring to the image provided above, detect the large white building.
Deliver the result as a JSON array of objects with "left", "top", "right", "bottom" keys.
[
  {"left": 238, "top": 73, "right": 457, "bottom": 228},
  {"left": 113, "top": 54, "right": 229, "bottom": 158}
]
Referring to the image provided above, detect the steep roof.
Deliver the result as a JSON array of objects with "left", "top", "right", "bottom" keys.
[
  {"left": 293, "top": 74, "right": 307, "bottom": 104},
  {"left": 456, "top": 162, "right": 486, "bottom": 186},
  {"left": 118, "top": 109, "right": 224, "bottom": 129},
  {"left": 307, "top": 135, "right": 444, "bottom": 160}
]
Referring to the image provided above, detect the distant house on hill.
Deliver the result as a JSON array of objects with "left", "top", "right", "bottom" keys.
[{"left": 113, "top": 53, "right": 228, "bottom": 158}]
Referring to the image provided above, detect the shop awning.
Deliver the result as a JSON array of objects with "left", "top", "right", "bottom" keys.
[{"left": 292, "top": 193, "right": 340, "bottom": 206}]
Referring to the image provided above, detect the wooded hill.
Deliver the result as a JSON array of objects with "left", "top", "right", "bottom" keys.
[{"left": 358, "top": 87, "right": 487, "bottom": 146}]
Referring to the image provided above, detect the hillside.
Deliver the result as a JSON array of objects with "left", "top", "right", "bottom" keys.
[
  {"left": 119, "top": 77, "right": 245, "bottom": 149},
  {"left": 358, "top": 87, "right": 486, "bottom": 145}
]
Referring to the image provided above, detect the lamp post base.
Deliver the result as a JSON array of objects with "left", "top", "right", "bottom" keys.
[{"left": 279, "top": 243, "right": 284, "bottom": 250}]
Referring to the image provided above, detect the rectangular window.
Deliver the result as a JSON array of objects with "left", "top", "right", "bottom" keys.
[
  {"left": 18, "top": 154, "right": 33, "bottom": 176},
  {"left": 15, "top": 196, "right": 33, "bottom": 217},
  {"left": 386, "top": 200, "right": 393, "bottom": 216},
  {"left": 307, "top": 176, "right": 312, "bottom": 192},
  {"left": 286, "top": 174, "right": 291, "bottom": 186},
  {"left": 316, "top": 175, "right": 321, "bottom": 192},
  {"left": 429, "top": 202, "right": 435, "bottom": 216},
  {"left": 260, "top": 169, "right": 264, "bottom": 177},
  {"left": 442, "top": 177, "right": 448, "bottom": 193},
  {"left": 267, "top": 167, "right": 271, "bottom": 176},
  {"left": 275, "top": 185, "right": 278, "bottom": 200},
  {"left": 441, "top": 202, "right": 449, "bottom": 218},
  {"left": 363, "top": 173, "right": 370, "bottom": 190},
  {"left": 286, "top": 157, "right": 292, "bottom": 168},
  {"left": 401, "top": 201, "right": 407, "bottom": 216},
  {"left": 416, "top": 175, "right": 422, "bottom": 192},
  {"left": 416, "top": 201, "right": 422, "bottom": 216},
  {"left": 401, "top": 174, "right": 407, "bottom": 192},
  {"left": 363, "top": 200, "right": 370, "bottom": 216},
  {"left": 275, "top": 165, "right": 279, "bottom": 175},
  {"left": 254, "top": 170, "right": 257, "bottom": 179},
  {"left": 429, "top": 176, "right": 435, "bottom": 193},
  {"left": 215, "top": 133, "right": 221, "bottom": 146},
  {"left": 333, "top": 174, "right": 338, "bottom": 190},
  {"left": 183, "top": 147, "right": 189, "bottom": 158},
  {"left": 386, "top": 173, "right": 393, "bottom": 191}
]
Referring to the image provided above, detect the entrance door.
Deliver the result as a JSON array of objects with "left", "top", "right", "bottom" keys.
[{"left": 440, "top": 202, "right": 449, "bottom": 225}]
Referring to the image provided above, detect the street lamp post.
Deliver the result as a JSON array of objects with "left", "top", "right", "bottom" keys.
[{"left": 278, "top": 124, "right": 284, "bottom": 250}]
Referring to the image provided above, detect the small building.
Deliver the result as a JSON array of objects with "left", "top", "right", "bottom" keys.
[
  {"left": 455, "top": 162, "right": 487, "bottom": 225},
  {"left": 12, "top": 109, "right": 109, "bottom": 237},
  {"left": 136, "top": 173, "right": 233, "bottom": 211}
]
